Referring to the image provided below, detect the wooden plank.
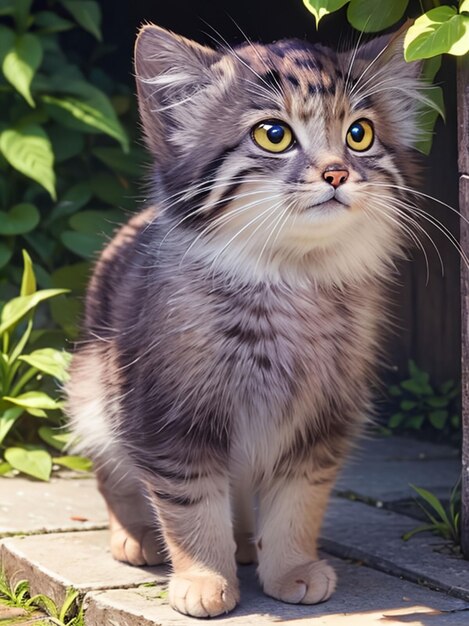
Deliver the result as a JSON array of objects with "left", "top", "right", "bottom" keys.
[{"left": 458, "top": 54, "right": 469, "bottom": 558}]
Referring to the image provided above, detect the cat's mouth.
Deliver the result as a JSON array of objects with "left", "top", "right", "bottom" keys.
[{"left": 307, "top": 197, "right": 349, "bottom": 211}]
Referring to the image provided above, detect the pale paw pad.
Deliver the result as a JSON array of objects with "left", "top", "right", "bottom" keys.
[
  {"left": 263, "top": 560, "right": 336, "bottom": 605},
  {"left": 169, "top": 572, "right": 239, "bottom": 618}
]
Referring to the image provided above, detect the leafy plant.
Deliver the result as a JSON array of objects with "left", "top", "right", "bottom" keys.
[
  {"left": 302, "top": 0, "right": 469, "bottom": 154},
  {"left": 0, "top": 0, "right": 147, "bottom": 337},
  {"left": 0, "top": 250, "right": 91, "bottom": 480},
  {"left": 387, "top": 359, "right": 460, "bottom": 432},
  {"left": 0, "top": 571, "right": 84, "bottom": 626},
  {"left": 403, "top": 480, "right": 461, "bottom": 544}
]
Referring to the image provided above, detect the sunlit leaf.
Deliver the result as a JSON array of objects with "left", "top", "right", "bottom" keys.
[
  {"left": 347, "top": 0, "right": 409, "bottom": 32},
  {"left": 0, "top": 124, "right": 56, "bottom": 199},
  {"left": 5, "top": 446, "right": 52, "bottom": 481},
  {"left": 405, "top": 6, "right": 469, "bottom": 61},
  {"left": 4, "top": 391, "right": 62, "bottom": 410},
  {"left": 302, "top": 0, "right": 349, "bottom": 28},
  {"left": 19, "top": 348, "right": 71, "bottom": 382},
  {"left": 20, "top": 249, "right": 36, "bottom": 296},
  {"left": 0, "top": 406, "right": 23, "bottom": 445},
  {"left": 2, "top": 33, "right": 42, "bottom": 107},
  {"left": 38, "top": 426, "right": 73, "bottom": 451},
  {"left": 53, "top": 455, "right": 93, "bottom": 472},
  {"left": 0, "top": 288, "right": 68, "bottom": 335}
]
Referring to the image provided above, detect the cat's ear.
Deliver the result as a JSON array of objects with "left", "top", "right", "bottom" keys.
[{"left": 134, "top": 24, "right": 221, "bottom": 158}]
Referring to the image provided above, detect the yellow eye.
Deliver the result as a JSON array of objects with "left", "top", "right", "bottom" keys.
[
  {"left": 346, "top": 119, "right": 374, "bottom": 152},
  {"left": 251, "top": 120, "right": 294, "bottom": 153}
]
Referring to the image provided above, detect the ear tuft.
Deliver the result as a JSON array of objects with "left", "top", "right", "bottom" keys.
[{"left": 134, "top": 24, "right": 220, "bottom": 159}]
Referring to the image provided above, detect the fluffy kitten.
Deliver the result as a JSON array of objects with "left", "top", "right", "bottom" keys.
[{"left": 67, "top": 24, "right": 425, "bottom": 618}]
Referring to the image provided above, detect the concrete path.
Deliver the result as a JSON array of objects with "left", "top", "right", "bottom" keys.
[{"left": 1, "top": 435, "right": 468, "bottom": 625}]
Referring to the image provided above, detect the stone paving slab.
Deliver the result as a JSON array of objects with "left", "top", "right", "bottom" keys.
[
  {"left": 0, "top": 476, "right": 107, "bottom": 537},
  {"left": 84, "top": 558, "right": 469, "bottom": 626},
  {"left": 0, "top": 530, "right": 166, "bottom": 606},
  {"left": 323, "top": 497, "right": 469, "bottom": 600},
  {"left": 337, "top": 436, "right": 460, "bottom": 502}
]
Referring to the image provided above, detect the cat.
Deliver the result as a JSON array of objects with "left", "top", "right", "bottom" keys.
[{"left": 66, "top": 23, "right": 426, "bottom": 618}]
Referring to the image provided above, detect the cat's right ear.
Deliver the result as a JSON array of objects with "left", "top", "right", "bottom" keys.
[{"left": 134, "top": 24, "right": 221, "bottom": 160}]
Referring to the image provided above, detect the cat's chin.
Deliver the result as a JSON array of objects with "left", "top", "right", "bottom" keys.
[{"left": 307, "top": 199, "right": 349, "bottom": 214}]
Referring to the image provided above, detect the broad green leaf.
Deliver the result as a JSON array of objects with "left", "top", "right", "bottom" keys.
[
  {"left": 388, "top": 385, "right": 402, "bottom": 397},
  {"left": 426, "top": 396, "right": 449, "bottom": 408},
  {"left": 0, "top": 461, "right": 13, "bottom": 475},
  {"left": 421, "top": 55, "right": 442, "bottom": 83},
  {"left": 400, "top": 400, "right": 418, "bottom": 410},
  {"left": 401, "top": 378, "right": 433, "bottom": 395},
  {"left": 0, "top": 1, "right": 14, "bottom": 17},
  {"left": 414, "top": 85, "right": 444, "bottom": 155},
  {"left": 49, "top": 296, "right": 82, "bottom": 338},
  {"left": 440, "top": 379, "right": 455, "bottom": 394},
  {"left": 0, "top": 288, "right": 68, "bottom": 335},
  {"left": 5, "top": 446, "right": 52, "bottom": 481},
  {"left": 461, "top": 0, "right": 469, "bottom": 14},
  {"left": 302, "top": 0, "right": 349, "bottom": 28},
  {"left": 13, "top": 0, "right": 32, "bottom": 31},
  {"left": 404, "top": 7, "right": 469, "bottom": 61},
  {"left": 47, "top": 183, "right": 92, "bottom": 223},
  {"left": 20, "top": 249, "right": 36, "bottom": 296},
  {"left": 69, "top": 210, "right": 122, "bottom": 235},
  {"left": 60, "top": 231, "right": 105, "bottom": 258},
  {"left": 0, "top": 203, "right": 39, "bottom": 235},
  {"left": 0, "top": 124, "right": 56, "bottom": 199},
  {"left": 2, "top": 34, "right": 42, "bottom": 107},
  {"left": 23, "top": 231, "right": 56, "bottom": 264},
  {"left": 26, "top": 407, "right": 47, "bottom": 417},
  {"left": 0, "top": 241, "right": 13, "bottom": 269},
  {"left": 0, "top": 406, "right": 23, "bottom": 445},
  {"left": 51, "top": 262, "right": 90, "bottom": 292},
  {"left": 388, "top": 412, "right": 405, "bottom": 428},
  {"left": 53, "top": 455, "right": 93, "bottom": 472},
  {"left": 48, "top": 125, "right": 84, "bottom": 163},
  {"left": 407, "top": 414, "right": 425, "bottom": 429},
  {"left": 429, "top": 410, "right": 448, "bottom": 429},
  {"left": 90, "top": 173, "right": 128, "bottom": 205},
  {"left": 347, "top": 0, "right": 409, "bottom": 32},
  {"left": 19, "top": 348, "right": 71, "bottom": 382},
  {"left": 61, "top": 0, "right": 102, "bottom": 40},
  {"left": 34, "top": 11, "right": 74, "bottom": 33},
  {"left": 92, "top": 147, "right": 146, "bottom": 177},
  {"left": 0, "top": 25, "right": 14, "bottom": 64},
  {"left": 42, "top": 80, "right": 129, "bottom": 151},
  {"left": 38, "top": 426, "right": 73, "bottom": 451},
  {"left": 4, "top": 391, "right": 62, "bottom": 410}
]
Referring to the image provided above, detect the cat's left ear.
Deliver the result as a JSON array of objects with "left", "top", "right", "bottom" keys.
[{"left": 134, "top": 24, "right": 221, "bottom": 159}]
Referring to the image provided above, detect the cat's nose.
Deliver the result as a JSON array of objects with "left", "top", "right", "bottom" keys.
[{"left": 323, "top": 166, "right": 349, "bottom": 189}]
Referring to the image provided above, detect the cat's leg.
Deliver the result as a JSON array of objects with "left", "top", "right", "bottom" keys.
[
  {"left": 232, "top": 475, "right": 257, "bottom": 565},
  {"left": 144, "top": 470, "right": 239, "bottom": 618},
  {"left": 256, "top": 464, "right": 338, "bottom": 605},
  {"left": 95, "top": 455, "right": 166, "bottom": 566}
]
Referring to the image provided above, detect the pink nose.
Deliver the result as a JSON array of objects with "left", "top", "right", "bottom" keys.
[{"left": 323, "top": 168, "right": 349, "bottom": 189}]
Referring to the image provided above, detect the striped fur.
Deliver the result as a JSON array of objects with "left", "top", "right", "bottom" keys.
[{"left": 66, "top": 24, "right": 426, "bottom": 618}]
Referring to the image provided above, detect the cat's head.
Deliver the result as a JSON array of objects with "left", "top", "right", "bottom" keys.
[{"left": 134, "top": 24, "right": 428, "bottom": 286}]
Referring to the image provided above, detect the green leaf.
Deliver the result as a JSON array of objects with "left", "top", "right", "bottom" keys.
[
  {"left": 4, "top": 446, "right": 52, "bottom": 481},
  {"left": 42, "top": 88, "right": 129, "bottom": 152},
  {"left": 421, "top": 55, "right": 442, "bottom": 83},
  {"left": 429, "top": 409, "right": 448, "bottom": 429},
  {"left": 48, "top": 183, "right": 92, "bottom": 223},
  {"left": 0, "top": 406, "right": 23, "bottom": 445},
  {"left": 61, "top": 0, "right": 102, "bottom": 40},
  {"left": 0, "top": 25, "right": 14, "bottom": 65},
  {"left": 0, "top": 203, "right": 39, "bottom": 235},
  {"left": 410, "top": 484, "right": 451, "bottom": 527},
  {"left": 4, "top": 391, "right": 62, "bottom": 410},
  {"left": 0, "top": 461, "right": 13, "bottom": 475},
  {"left": 451, "top": 414, "right": 460, "bottom": 428},
  {"left": 34, "top": 11, "right": 74, "bottom": 33},
  {"left": 402, "top": 523, "right": 436, "bottom": 541},
  {"left": 440, "top": 379, "right": 455, "bottom": 394},
  {"left": 69, "top": 210, "right": 122, "bottom": 235},
  {"left": 20, "top": 249, "right": 36, "bottom": 297},
  {"left": 0, "top": 124, "right": 56, "bottom": 199},
  {"left": 347, "top": 0, "right": 409, "bottom": 32},
  {"left": 89, "top": 173, "right": 128, "bottom": 205},
  {"left": 0, "top": 1, "right": 14, "bottom": 17},
  {"left": 27, "top": 593, "right": 58, "bottom": 616},
  {"left": 51, "top": 262, "right": 90, "bottom": 292},
  {"left": 92, "top": 147, "right": 146, "bottom": 177},
  {"left": 404, "top": 7, "right": 469, "bottom": 61},
  {"left": 461, "top": 0, "right": 469, "bottom": 14},
  {"left": 53, "top": 455, "right": 93, "bottom": 472},
  {"left": 25, "top": 407, "right": 47, "bottom": 417},
  {"left": 59, "top": 588, "right": 79, "bottom": 622},
  {"left": 0, "top": 241, "right": 13, "bottom": 269},
  {"left": 19, "top": 348, "right": 71, "bottom": 382},
  {"left": 302, "top": 1, "right": 349, "bottom": 28},
  {"left": 388, "top": 412, "right": 405, "bottom": 428},
  {"left": 407, "top": 414, "right": 425, "bottom": 429},
  {"left": 13, "top": 0, "right": 33, "bottom": 30},
  {"left": 388, "top": 385, "right": 402, "bottom": 397},
  {"left": 0, "top": 288, "right": 68, "bottom": 335},
  {"left": 401, "top": 379, "right": 433, "bottom": 395},
  {"left": 400, "top": 400, "right": 418, "bottom": 410},
  {"left": 38, "top": 426, "right": 73, "bottom": 452},
  {"left": 49, "top": 296, "right": 82, "bottom": 338},
  {"left": 2, "top": 34, "right": 42, "bottom": 107},
  {"left": 60, "top": 231, "right": 105, "bottom": 258},
  {"left": 414, "top": 85, "right": 444, "bottom": 155},
  {"left": 426, "top": 396, "right": 449, "bottom": 408},
  {"left": 48, "top": 125, "right": 84, "bottom": 163}
]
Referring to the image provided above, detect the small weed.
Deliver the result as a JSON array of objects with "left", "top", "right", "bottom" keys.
[
  {"left": 0, "top": 570, "right": 84, "bottom": 626},
  {"left": 402, "top": 480, "right": 461, "bottom": 546},
  {"left": 387, "top": 360, "right": 460, "bottom": 434}
]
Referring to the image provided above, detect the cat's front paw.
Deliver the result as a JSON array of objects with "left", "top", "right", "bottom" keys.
[
  {"left": 169, "top": 572, "right": 239, "bottom": 617},
  {"left": 262, "top": 559, "right": 336, "bottom": 605},
  {"left": 110, "top": 526, "right": 166, "bottom": 566}
]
